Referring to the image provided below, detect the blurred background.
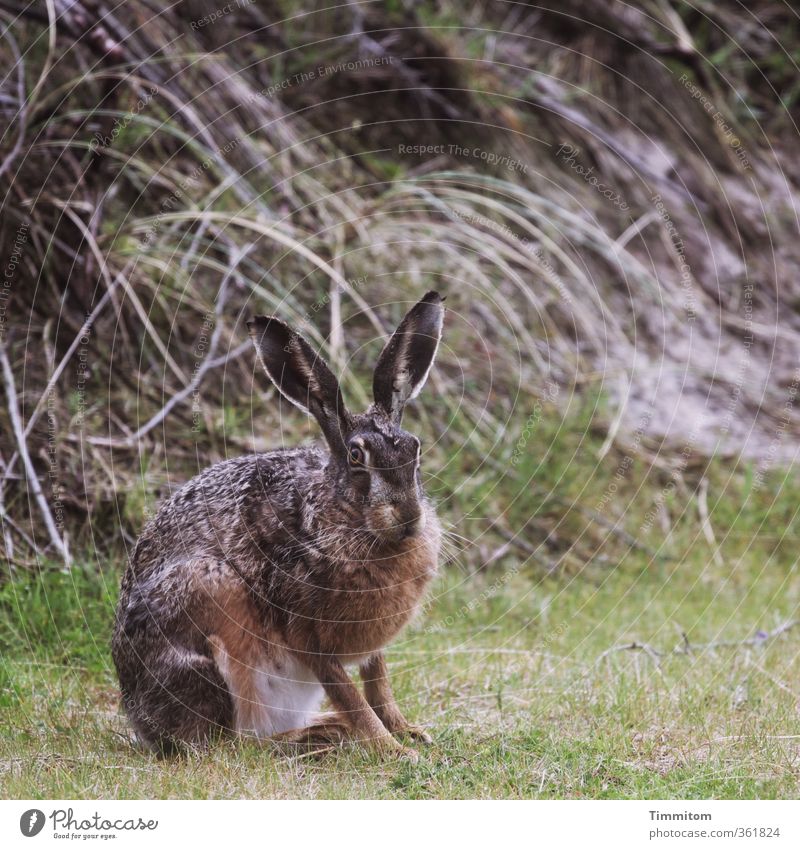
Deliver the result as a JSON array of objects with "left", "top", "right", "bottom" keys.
[
  {"left": 1, "top": 0, "right": 800, "bottom": 798},
  {"left": 2, "top": 0, "right": 799, "bottom": 571}
]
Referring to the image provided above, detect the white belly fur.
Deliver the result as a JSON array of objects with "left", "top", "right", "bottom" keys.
[{"left": 212, "top": 642, "right": 324, "bottom": 737}]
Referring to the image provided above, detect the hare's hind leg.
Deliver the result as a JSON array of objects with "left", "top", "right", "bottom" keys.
[
  {"left": 124, "top": 645, "right": 233, "bottom": 755},
  {"left": 270, "top": 718, "right": 351, "bottom": 754},
  {"left": 114, "top": 565, "right": 235, "bottom": 754}
]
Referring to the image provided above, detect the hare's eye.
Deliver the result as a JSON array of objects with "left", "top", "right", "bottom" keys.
[{"left": 348, "top": 446, "right": 365, "bottom": 466}]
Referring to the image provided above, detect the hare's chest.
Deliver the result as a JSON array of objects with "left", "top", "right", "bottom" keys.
[
  {"left": 318, "top": 534, "right": 440, "bottom": 659},
  {"left": 324, "top": 578, "right": 432, "bottom": 662}
]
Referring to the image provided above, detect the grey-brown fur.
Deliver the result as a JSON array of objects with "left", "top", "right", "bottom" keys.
[{"left": 112, "top": 292, "right": 445, "bottom": 758}]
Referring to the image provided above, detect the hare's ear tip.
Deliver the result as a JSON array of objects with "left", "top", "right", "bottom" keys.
[{"left": 247, "top": 315, "right": 278, "bottom": 333}]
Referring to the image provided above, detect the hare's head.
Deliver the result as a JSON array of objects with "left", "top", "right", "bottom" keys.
[{"left": 248, "top": 292, "right": 444, "bottom": 545}]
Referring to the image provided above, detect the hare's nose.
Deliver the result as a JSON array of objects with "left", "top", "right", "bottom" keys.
[{"left": 398, "top": 510, "right": 426, "bottom": 539}]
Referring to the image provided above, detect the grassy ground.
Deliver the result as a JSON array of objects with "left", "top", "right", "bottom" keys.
[
  {"left": 3, "top": 0, "right": 800, "bottom": 802},
  {"left": 1, "top": 532, "right": 799, "bottom": 799},
  {"left": 2, "top": 403, "right": 799, "bottom": 799}
]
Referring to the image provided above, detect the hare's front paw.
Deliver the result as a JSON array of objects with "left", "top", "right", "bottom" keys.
[
  {"left": 377, "top": 710, "right": 433, "bottom": 745},
  {"left": 397, "top": 745, "right": 420, "bottom": 763},
  {"left": 389, "top": 743, "right": 421, "bottom": 763},
  {"left": 373, "top": 734, "right": 420, "bottom": 762},
  {"left": 395, "top": 724, "right": 433, "bottom": 745}
]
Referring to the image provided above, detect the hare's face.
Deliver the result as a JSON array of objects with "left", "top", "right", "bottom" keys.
[
  {"left": 249, "top": 292, "right": 445, "bottom": 548},
  {"left": 342, "top": 414, "right": 425, "bottom": 543}
]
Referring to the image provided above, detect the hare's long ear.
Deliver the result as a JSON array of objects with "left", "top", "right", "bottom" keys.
[
  {"left": 372, "top": 291, "right": 445, "bottom": 424},
  {"left": 248, "top": 316, "right": 349, "bottom": 451}
]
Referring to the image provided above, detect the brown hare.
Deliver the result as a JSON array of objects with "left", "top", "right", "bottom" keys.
[{"left": 112, "top": 292, "right": 445, "bottom": 759}]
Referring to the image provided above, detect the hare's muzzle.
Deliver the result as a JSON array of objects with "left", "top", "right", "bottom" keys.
[
  {"left": 392, "top": 505, "right": 427, "bottom": 542},
  {"left": 367, "top": 498, "right": 426, "bottom": 543}
]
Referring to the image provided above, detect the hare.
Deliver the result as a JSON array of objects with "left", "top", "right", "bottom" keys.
[{"left": 112, "top": 291, "right": 445, "bottom": 758}]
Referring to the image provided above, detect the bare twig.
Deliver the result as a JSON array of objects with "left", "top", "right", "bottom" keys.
[
  {"left": 0, "top": 17, "right": 26, "bottom": 182},
  {"left": 685, "top": 619, "right": 800, "bottom": 652},
  {"left": 493, "top": 522, "right": 562, "bottom": 572},
  {"left": 329, "top": 229, "right": 345, "bottom": 371},
  {"left": 0, "top": 506, "right": 37, "bottom": 552},
  {"left": 597, "top": 641, "right": 665, "bottom": 665},
  {"left": 597, "top": 620, "right": 800, "bottom": 666},
  {"left": 29, "top": 269, "right": 125, "bottom": 440},
  {"left": 0, "top": 454, "right": 14, "bottom": 562},
  {"left": 698, "top": 476, "right": 724, "bottom": 568},
  {"left": 87, "top": 246, "right": 251, "bottom": 447},
  {"left": 1, "top": 264, "right": 128, "bottom": 489},
  {"left": 0, "top": 345, "right": 70, "bottom": 566}
]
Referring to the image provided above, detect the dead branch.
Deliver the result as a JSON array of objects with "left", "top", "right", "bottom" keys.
[
  {"left": 86, "top": 246, "right": 252, "bottom": 448},
  {"left": 0, "top": 346, "right": 70, "bottom": 566},
  {"left": 597, "top": 620, "right": 800, "bottom": 666}
]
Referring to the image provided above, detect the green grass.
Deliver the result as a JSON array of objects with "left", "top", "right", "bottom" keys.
[
  {"left": 2, "top": 401, "right": 799, "bottom": 799},
  {"left": 1, "top": 534, "right": 799, "bottom": 798}
]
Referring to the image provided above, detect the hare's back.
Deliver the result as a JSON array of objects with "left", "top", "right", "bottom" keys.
[{"left": 129, "top": 446, "right": 326, "bottom": 577}]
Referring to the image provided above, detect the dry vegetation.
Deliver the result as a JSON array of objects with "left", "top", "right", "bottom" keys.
[
  {"left": 0, "top": 0, "right": 799, "bottom": 566},
  {"left": 1, "top": 0, "right": 799, "bottom": 799}
]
